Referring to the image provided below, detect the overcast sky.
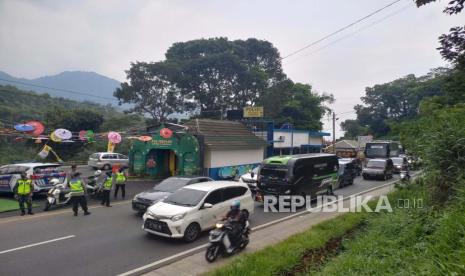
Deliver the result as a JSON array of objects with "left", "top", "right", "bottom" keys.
[{"left": 0, "top": 0, "right": 463, "bottom": 137}]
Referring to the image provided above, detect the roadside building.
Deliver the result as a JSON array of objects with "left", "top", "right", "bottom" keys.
[
  {"left": 128, "top": 119, "right": 266, "bottom": 180},
  {"left": 272, "top": 129, "right": 330, "bottom": 155},
  {"left": 325, "top": 139, "right": 359, "bottom": 157}
]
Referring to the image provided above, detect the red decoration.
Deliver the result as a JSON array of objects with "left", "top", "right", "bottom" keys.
[{"left": 160, "top": 128, "right": 173, "bottom": 139}]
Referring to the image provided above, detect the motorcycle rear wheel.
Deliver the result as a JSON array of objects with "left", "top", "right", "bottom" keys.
[
  {"left": 205, "top": 244, "right": 220, "bottom": 263},
  {"left": 44, "top": 201, "right": 51, "bottom": 211}
]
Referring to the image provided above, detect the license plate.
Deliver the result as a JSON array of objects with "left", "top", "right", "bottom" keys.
[{"left": 147, "top": 220, "right": 162, "bottom": 231}]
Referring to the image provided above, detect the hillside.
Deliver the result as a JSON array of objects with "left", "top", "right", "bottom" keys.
[{"left": 0, "top": 70, "right": 121, "bottom": 105}]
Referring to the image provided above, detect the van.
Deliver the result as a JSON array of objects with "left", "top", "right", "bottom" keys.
[
  {"left": 87, "top": 152, "right": 129, "bottom": 170},
  {"left": 256, "top": 153, "right": 339, "bottom": 200}
]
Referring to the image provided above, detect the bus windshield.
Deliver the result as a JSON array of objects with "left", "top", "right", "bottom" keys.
[
  {"left": 260, "top": 166, "right": 287, "bottom": 179},
  {"left": 365, "top": 144, "right": 388, "bottom": 158}
]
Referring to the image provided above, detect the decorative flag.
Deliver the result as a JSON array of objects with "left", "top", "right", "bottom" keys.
[
  {"left": 107, "top": 141, "right": 115, "bottom": 153},
  {"left": 38, "top": 145, "right": 52, "bottom": 159},
  {"left": 108, "top": 131, "right": 122, "bottom": 144},
  {"left": 25, "top": 121, "right": 45, "bottom": 137}
]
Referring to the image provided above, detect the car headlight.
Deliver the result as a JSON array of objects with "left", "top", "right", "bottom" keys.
[
  {"left": 215, "top": 223, "right": 224, "bottom": 228},
  {"left": 145, "top": 209, "right": 155, "bottom": 217},
  {"left": 171, "top": 213, "right": 186, "bottom": 222},
  {"left": 284, "top": 189, "right": 291, "bottom": 194}
]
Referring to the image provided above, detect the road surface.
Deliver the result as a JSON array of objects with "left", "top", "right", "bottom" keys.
[{"left": 0, "top": 175, "right": 401, "bottom": 276}]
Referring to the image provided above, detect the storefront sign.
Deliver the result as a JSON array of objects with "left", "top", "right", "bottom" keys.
[
  {"left": 151, "top": 139, "right": 173, "bottom": 146},
  {"left": 244, "top": 106, "right": 264, "bottom": 118}
]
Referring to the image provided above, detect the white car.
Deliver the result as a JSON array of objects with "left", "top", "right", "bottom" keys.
[
  {"left": 238, "top": 167, "right": 259, "bottom": 192},
  {"left": 0, "top": 163, "right": 66, "bottom": 193},
  {"left": 142, "top": 181, "right": 254, "bottom": 242},
  {"left": 87, "top": 152, "right": 129, "bottom": 170}
]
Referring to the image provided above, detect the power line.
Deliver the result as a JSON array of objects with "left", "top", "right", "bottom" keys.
[
  {"left": 280, "top": 0, "right": 404, "bottom": 61},
  {"left": 284, "top": 2, "right": 414, "bottom": 65},
  {"left": 0, "top": 78, "right": 119, "bottom": 102}
]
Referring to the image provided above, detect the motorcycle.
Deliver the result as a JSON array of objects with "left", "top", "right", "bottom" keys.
[
  {"left": 205, "top": 218, "right": 251, "bottom": 263},
  {"left": 86, "top": 170, "right": 103, "bottom": 198},
  {"left": 44, "top": 179, "right": 73, "bottom": 211},
  {"left": 397, "top": 170, "right": 411, "bottom": 188}
]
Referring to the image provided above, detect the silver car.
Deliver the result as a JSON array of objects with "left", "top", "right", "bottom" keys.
[{"left": 88, "top": 152, "right": 129, "bottom": 170}]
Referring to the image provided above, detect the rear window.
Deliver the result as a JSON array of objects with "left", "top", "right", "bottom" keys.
[
  {"left": 367, "top": 160, "right": 386, "bottom": 168},
  {"left": 0, "top": 165, "right": 28, "bottom": 175},
  {"left": 33, "top": 165, "right": 63, "bottom": 174}
]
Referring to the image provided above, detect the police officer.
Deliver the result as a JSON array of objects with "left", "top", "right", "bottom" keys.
[
  {"left": 13, "top": 173, "right": 34, "bottom": 216},
  {"left": 101, "top": 171, "right": 113, "bottom": 207},
  {"left": 114, "top": 168, "right": 127, "bottom": 199},
  {"left": 69, "top": 172, "right": 91, "bottom": 216}
]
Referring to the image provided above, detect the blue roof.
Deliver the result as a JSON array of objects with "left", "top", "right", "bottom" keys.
[{"left": 274, "top": 129, "right": 330, "bottom": 136}]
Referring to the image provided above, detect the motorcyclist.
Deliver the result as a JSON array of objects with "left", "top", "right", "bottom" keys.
[{"left": 222, "top": 200, "right": 246, "bottom": 252}]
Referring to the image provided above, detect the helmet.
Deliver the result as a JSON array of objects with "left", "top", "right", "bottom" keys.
[
  {"left": 49, "top": 178, "right": 60, "bottom": 186},
  {"left": 94, "top": 170, "right": 102, "bottom": 176},
  {"left": 230, "top": 200, "right": 240, "bottom": 211}
]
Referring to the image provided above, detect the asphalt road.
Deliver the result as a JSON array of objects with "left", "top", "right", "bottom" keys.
[{"left": 0, "top": 174, "right": 402, "bottom": 276}]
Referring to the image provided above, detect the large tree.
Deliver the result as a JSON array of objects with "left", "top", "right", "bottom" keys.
[
  {"left": 165, "top": 37, "right": 286, "bottom": 115},
  {"left": 114, "top": 61, "right": 193, "bottom": 123}
]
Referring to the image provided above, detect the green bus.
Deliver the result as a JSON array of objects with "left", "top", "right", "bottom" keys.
[{"left": 256, "top": 153, "right": 339, "bottom": 200}]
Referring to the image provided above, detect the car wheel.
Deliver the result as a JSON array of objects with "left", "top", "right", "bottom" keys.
[
  {"left": 363, "top": 175, "right": 368, "bottom": 180},
  {"left": 103, "top": 164, "right": 111, "bottom": 171},
  {"left": 183, "top": 223, "right": 201, "bottom": 242}
]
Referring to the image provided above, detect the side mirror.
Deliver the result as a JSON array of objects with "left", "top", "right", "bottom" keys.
[
  {"left": 203, "top": 203, "right": 213, "bottom": 209},
  {"left": 250, "top": 172, "right": 255, "bottom": 178}
]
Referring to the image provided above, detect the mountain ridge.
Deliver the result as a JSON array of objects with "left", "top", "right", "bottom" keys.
[{"left": 0, "top": 70, "right": 121, "bottom": 105}]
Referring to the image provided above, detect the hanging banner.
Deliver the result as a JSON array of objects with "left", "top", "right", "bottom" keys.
[
  {"left": 38, "top": 145, "right": 52, "bottom": 159},
  {"left": 107, "top": 141, "right": 115, "bottom": 153}
]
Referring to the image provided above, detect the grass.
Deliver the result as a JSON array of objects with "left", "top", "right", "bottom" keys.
[
  {"left": 0, "top": 198, "right": 39, "bottom": 213},
  {"left": 208, "top": 178, "right": 465, "bottom": 275},
  {"left": 207, "top": 211, "right": 366, "bottom": 276}
]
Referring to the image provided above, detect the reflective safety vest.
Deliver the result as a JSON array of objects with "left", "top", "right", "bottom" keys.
[
  {"left": 104, "top": 177, "right": 113, "bottom": 189},
  {"left": 17, "top": 179, "right": 32, "bottom": 195},
  {"left": 116, "top": 172, "right": 126, "bottom": 184},
  {"left": 70, "top": 180, "right": 84, "bottom": 193}
]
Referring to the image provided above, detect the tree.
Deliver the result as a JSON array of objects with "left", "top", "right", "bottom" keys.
[
  {"left": 44, "top": 107, "right": 104, "bottom": 131},
  {"left": 340, "top": 119, "right": 369, "bottom": 139},
  {"left": 165, "top": 37, "right": 286, "bottom": 115},
  {"left": 415, "top": 0, "right": 465, "bottom": 66},
  {"left": 263, "top": 82, "right": 333, "bottom": 130},
  {"left": 115, "top": 61, "right": 193, "bottom": 123}
]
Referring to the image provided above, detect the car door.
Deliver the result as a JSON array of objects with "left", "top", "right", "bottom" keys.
[{"left": 199, "top": 189, "right": 224, "bottom": 229}]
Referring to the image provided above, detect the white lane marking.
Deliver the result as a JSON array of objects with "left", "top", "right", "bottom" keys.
[
  {"left": 118, "top": 173, "right": 419, "bottom": 276},
  {"left": 0, "top": 235, "right": 75, "bottom": 255}
]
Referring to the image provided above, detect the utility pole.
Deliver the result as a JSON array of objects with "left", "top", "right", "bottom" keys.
[{"left": 332, "top": 111, "right": 336, "bottom": 153}]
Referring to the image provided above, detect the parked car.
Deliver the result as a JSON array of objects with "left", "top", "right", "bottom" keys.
[
  {"left": 337, "top": 159, "right": 356, "bottom": 187},
  {"left": 142, "top": 181, "right": 254, "bottom": 242},
  {"left": 238, "top": 166, "right": 259, "bottom": 193},
  {"left": 132, "top": 176, "right": 213, "bottom": 213},
  {"left": 87, "top": 152, "right": 129, "bottom": 170},
  {"left": 0, "top": 163, "right": 66, "bottom": 193},
  {"left": 362, "top": 159, "right": 394, "bottom": 180},
  {"left": 391, "top": 157, "right": 409, "bottom": 173}
]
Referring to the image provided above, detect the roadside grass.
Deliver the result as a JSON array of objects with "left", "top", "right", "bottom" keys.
[
  {"left": 0, "top": 198, "right": 39, "bottom": 213},
  {"left": 206, "top": 209, "right": 367, "bottom": 276},
  {"left": 208, "top": 178, "right": 465, "bottom": 275}
]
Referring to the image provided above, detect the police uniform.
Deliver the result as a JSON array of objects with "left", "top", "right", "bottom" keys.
[
  {"left": 101, "top": 175, "right": 113, "bottom": 207},
  {"left": 114, "top": 171, "right": 127, "bottom": 199},
  {"left": 69, "top": 178, "right": 90, "bottom": 216},
  {"left": 14, "top": 178, "right": 34, "bottom": 215}
]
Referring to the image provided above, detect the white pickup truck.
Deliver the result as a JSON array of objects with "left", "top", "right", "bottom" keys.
[{"left": 0, "top": 163, "right": 67, "bottom": 193}]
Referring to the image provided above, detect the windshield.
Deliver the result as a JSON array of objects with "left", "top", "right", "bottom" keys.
[
  {"left": 154, "top": 177, "right": 190, "bottom": 192},
  {"left": 33, "top": 165, "right": 62, "bottom": 174},
  {"left": 391, "top": 158, "right": 403, "bottom": 165},
  {"left": 366, "top": 144, "right": 388, "bottom": 157},
  {"left": 260, "top": 166, "right": 288, "bottom": 179},
  {"left": 163, "top": 188, "right": 207, "bottom": 206},
  {"left": 367, "top": 160, "right": 386, "bottom": 169}
]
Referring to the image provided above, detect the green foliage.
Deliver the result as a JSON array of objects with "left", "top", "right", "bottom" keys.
[{"left": 0, "top": 85, "right": 145, "bottom": 164}]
